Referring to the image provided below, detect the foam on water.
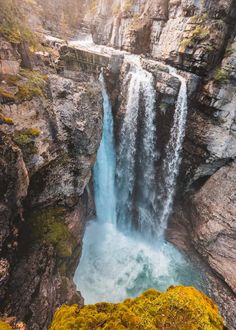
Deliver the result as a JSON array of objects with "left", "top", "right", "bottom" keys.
[
  {"left": 74, "top": 68, "right": 204, "bottom": 304},
  {"left": 74, "top": 221, "right": 203, "bottom": 304}
]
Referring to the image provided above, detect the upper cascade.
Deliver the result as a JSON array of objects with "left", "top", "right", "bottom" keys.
[
  {"left": 117, "top": 57, "right": 188, "bottom": 239},
  {"left": 93, "top": 72, "right": 117, "bottom": 224},
  {"left": 158, "top": 67, "right": 188, "bottom": 236},
  {"left": 116, "top": 56, "right": 158, "bottom": 237}
]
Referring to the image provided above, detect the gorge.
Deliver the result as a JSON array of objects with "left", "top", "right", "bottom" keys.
[{"left": 0, "top": 0, "right": 236, "bottom": 329}]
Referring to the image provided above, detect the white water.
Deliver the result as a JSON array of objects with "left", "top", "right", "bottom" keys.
[
  {"left": 116, "top": 57, "right": 158, "bottom": 236},
  {"left": 158, "top": 67, "right": 188, "bottom": 235},
  {"left": 74, "top": 68, "right": 203, "bottom": 304}
]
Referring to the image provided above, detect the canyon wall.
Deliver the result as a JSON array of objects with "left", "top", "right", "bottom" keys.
[{"left": 0, "top": 32, "right": 103, "bottom": 329}]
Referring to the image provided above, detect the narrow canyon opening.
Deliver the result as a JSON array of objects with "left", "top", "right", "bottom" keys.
[{"left": 73, "top": 41, "right": 205, "bottom": 304}]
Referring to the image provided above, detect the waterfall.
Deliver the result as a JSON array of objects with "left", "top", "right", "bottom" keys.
[
  {"left": 93, "top": 73, "right": 116, "bottom": 224},
  {"left": 74, "top": 63, "right": 203, "bottom": 305},
  {"left": 158, "top": 67, "right": 188, "bottom": 235},
  {"left": 116, "top": 56, "right": 158, "bottom": 236}
]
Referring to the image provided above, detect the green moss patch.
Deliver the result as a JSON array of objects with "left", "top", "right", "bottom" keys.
[
  {"left": 27, "top": 208, "right": 76, "bottom": 259},
  {"left": 16, "top": 69, "right": 48, "bottom": 101},
  {"left": 13, "top": 128, "right": 40, "bottom": 156},
  {"left": 180, "top": 25, "right": 210, "bottom": 51},
  {"left": 2, "top": 70, "right": 48, "bottom": 103},
  {"left": 50, "top": 286, "right": 225, "bottom": 330},
  {"left": 214, "top": 67, "right": 231, "bottom": 84}
]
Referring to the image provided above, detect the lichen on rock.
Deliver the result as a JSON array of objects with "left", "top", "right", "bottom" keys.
[{"left": 49, "top": 286, "right": 225, "bottom": 330}]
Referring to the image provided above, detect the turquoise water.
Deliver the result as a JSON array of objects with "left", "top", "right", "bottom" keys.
[{"left": 74, "top": 70, "right": 204, "bottom": 304}]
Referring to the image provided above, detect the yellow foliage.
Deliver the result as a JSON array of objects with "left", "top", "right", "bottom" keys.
[
  {"left": 4, "top": 70, "right": 48, "bottom": 102},
  {"left": 50, "top": 286, "right": 225, "bottom": 330},
  {"left": 0, "top": 321, "right": 13, "bottom": 330},
  {"left": 3, "top": 116, "right": 14, "bottom": 125},
  {"left": 0, "top": 87, "right": 16, "bottom": 102}
]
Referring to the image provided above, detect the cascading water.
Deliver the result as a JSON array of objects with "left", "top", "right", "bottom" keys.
[
  {"left": 74, "top": 65, "right": 204, "bottom": 304},
  {"left": 158, "top": 67, "right": 188, "bottom": 236},
  {"left": 116, "top": 57, "right": 158, "bottom": 236},
  {"left": 93, "top": 73, "right": 116, "bottom": 224}
]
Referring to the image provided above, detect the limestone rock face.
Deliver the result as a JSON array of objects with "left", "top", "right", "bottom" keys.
[
  {"left": 189, "top": 162, "right": 236, "bottom": 294},
  {"left": 0, "top": 42, "right": 103, "bottom": 329},
  {"left": 85, "top": 0, "right": 236, "bottom": 74},
  {"left": 0, "top": 39, "right": 20, "bottom": 75}
]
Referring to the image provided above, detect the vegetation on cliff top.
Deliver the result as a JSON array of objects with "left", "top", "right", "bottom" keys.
[
  {"left": 0, "top": 0, "right": 38, "bottom": 46},
  {"left": 50, "top": 286, "right": 225, "bottom": 330}
]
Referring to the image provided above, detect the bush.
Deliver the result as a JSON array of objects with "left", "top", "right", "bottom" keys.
[{"left": 49, "top": 286, "right": 225, "bottom": 330}]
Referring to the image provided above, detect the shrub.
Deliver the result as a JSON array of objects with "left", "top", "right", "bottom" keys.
[{"left": 49, "top": 286, "right": 225, "bottom": 330}]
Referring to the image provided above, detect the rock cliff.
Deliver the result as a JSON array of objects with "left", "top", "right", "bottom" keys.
[{"left": 0, "top": 29, "right": 103, "bottom": 329}]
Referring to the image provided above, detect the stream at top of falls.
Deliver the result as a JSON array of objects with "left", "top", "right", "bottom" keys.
[{"left": 74, "top": 56, "right": 205, "bottom": 304}]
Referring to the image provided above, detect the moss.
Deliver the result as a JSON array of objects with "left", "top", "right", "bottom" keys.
[
  {"left": 112, "top": 4, "right": 121, "bottom": 16},
  {"left": 180, "top": 25, "right": 209, "bottom": 51},
  {"left": 27, "top": 208, "right": 76, "bottom": 258},
  {"left": 0, "top": 321, "right": 12, "bottom": 330},
  {"left": 50, "top": 286, "right": 225, "bottom": 330},
  {"left": 123, "top": 0, "right": 133, "bottom": 12},
  {"left": 214, "top": 68, "right": 231, "bottom": 84},
  {"left": 3, "top": 70, "right": 48, "bottom": 102},
  {"left": 13, "top": 128, "right": 40, "bottom": 156},
  {"left": 0, "top": 87, "right": 16, "bottom": 102},
  {"left": 88, "top": 0, "right": 97, "bottom": 14},
  {"left": 224, "top": 46, "right": 234, "bottom": 58},
  {"left": 25, "top": 127, "right": 41, "bottom": 136},
  {"left": 16, "top": 69, "right": 48, "bottom": 101}
]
